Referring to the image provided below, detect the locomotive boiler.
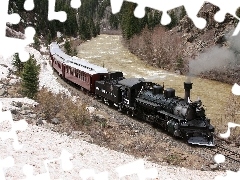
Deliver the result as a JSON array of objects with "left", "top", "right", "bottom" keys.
[{"left": 134, "top": 82, "right": 215, "bottom": 146}]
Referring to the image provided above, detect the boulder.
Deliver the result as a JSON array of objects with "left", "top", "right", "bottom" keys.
[
  {"left": 86, "top": 106, "right": 95, "bottom": 114},
  {"left": 0, "top": 88, "right": 7, "bottom": 96},
  {"left": 36, "top": 119, "right": 44, "bottom": 126},
  {"left": 11, "top": 109, "right": 18, "bottom": 115},
  {"left": 51, "top": 118, "right": 60, "bottom": 125},
  {"left": 209, "top": 164, "right": 219, "bottom": 171}
]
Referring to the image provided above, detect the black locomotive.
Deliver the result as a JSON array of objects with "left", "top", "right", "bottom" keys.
[{"left": 95, "top": 72, "right": 215, "bottom": 146}]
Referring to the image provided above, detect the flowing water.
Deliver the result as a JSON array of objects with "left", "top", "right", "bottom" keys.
[{"left": 76, "top": 34, "right": 233, "bottom": 128}]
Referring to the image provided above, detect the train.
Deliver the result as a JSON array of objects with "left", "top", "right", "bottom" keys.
[{"left": 49, "top": 42, "right": 215, "bottom": 147}]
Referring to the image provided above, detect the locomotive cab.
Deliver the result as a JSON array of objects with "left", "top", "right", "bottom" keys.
[{"left": 183, "top": 100, "right": 206, "bottom": 121}]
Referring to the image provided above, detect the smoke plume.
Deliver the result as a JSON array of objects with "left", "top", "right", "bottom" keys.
[
  {"left": 189, "top": 46, "right": 236, "bottom": 76},
  {"left": 188, "top": 30, "right": 240, "bottom": 77}
]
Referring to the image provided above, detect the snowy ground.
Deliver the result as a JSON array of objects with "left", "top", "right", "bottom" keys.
[{"left": 0, "top": 44, "right": 229, "bottom": 179}]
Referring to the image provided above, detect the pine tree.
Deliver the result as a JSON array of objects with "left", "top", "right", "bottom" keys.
[
  {"left": 153, "top": 11, "right": 162, "bottom": 27},
  {"left": 64, "top": 40, "right": 72, "bottom": 55},
  {"left": 109, "top": 14, "right": 120, "bottom": 29},
  {"left": 147, "top": 13, "right": 155, "bottom": 30},
  {"left": 21, "top": 55, "right": 40, "bottom": 99},
  {"left": 12, "top": 53, "right": 24, "bottom": 75},
  {"left": 237, "top": 8, "right": 240, "bottom": 17},
  {"left": 179, "top": 7, "right": 187, "bottom": 20},
  {"left": 166, "top": 10, "right": 178, "bottom": 29},
  {"left": 96, "top": 22, "right": 101, "bottom": 35},
  {"left": 33, "top": 36, "right": 41, "bottom": 50}
]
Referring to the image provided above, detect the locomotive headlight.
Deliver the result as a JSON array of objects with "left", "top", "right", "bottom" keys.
[{"left": 174, "top": 123, "right": 179, "bottom": 129}]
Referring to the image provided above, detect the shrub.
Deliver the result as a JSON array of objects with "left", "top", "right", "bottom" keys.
[
  {"left": 64, "top": 40, "right": 72, "bottom": 55},
  {"left": 36, "top": 88, "right": 91, "bottom": 130},
  {"left": 128, "top": 26, "right": 184, "bottom": 70}
]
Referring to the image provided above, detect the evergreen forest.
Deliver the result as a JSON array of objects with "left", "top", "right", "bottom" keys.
[{"left": 8, "top": 0, "right": 185, "bottom": 41}]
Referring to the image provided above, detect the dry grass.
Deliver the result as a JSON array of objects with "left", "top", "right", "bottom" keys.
[
  {"left": 35, "top": 88, "right": 91, "bottom": 130},
  {"left": 214, "top": 93, "right": 240, "bottom": 141}
]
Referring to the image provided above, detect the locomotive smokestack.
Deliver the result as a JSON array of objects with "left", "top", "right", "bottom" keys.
[{"left": 184, "top": 82, "right": 193, "bottom": 102}]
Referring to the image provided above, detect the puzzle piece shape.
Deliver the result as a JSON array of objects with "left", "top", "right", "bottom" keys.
[
  {"left": 110, "top": 0, "right": 206, "bottom": 28},
  {"left": 232, "top": 83, "right": 240, "bottom": 95},
  {"left": 0, "top": 0, "right": 81, "bottom": 62},
  {"left": 214, "top": 154, "right": 226, "bottom": 164},
  {"left": 21, "top": 149, "right": 73, "bottom": 180},
  {"left": 79, "top": 169, "right": 108, "bottom": 180},
  {"left": 220, "top": 122, "right": 240, "bottom": 139},
  {"left": 24, "top": 0, "right": 35, "bottom": 11},
  {"left": 110, "top": 0, "right": 240, "bottom": 35},
  {"left": 48, "top": 0, "right": 81, "bottom": 22},
  {"left": 0, "top": 0, "right": 35, "bottom": 62},
  {"left": 0, "top": 156, "right": 14, "bottom": 180},
  {"left": 0, "top": 102, "right": 28, "bottom": 150},
  {"left": 115, "top": 159, "right": 158, "bottom": 180},
  {"left": 215, "top": 170, "right": 240, "bottom": 180},
  {"left": 207, "top": 0, "right": 240, "bottom": 36}
]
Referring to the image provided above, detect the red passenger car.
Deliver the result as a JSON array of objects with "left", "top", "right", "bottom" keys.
[{"left": 49, "top": 42, "right": 108, "bottom": 92}]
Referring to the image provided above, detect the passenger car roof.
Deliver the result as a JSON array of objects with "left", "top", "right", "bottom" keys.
[{"left": 49, "top": 42, "right": 108, "bottom": 75}]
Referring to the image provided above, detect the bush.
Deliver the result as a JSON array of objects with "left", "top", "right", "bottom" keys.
[
  {"left": 64, "top": 40, "right": 72, "bottom": 55},
  {"left": 128, "top": 26, "right": 184, "bottom": 70},
  {"left": 36, "top": 88, "right": 91, "bottom": 130}
]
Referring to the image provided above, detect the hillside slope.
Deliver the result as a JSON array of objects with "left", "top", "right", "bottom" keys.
[{"left": 124, "top": 3, "right": 240, "bottom": 84}]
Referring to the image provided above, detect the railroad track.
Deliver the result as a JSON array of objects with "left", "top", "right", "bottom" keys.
[{"left": 205, "top": 137, "right": 240, "bottom": 166}]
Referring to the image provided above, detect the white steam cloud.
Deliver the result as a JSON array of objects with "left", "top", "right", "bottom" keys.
[
  {"left": 189, "top": 30, "right": 240, "bottom": 76},
  {"left": 189, "top": 46, "right": 236, "bottom": 75}
]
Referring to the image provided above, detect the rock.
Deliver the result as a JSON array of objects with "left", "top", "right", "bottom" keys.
[
  {"left": 12, "top": 101, "right": 23, "bottom": 108},
  {"left": 42, "top": 120, "right": 47, "bottom": 124},
  {"left": 0, "top": 88, "right": 7, "bottom": 96},
  {"left": 201, "top": 165, "right": 209, "bottom": 171},
  {"left": 210, "top": 164, "right": 219, "bottom": 171},
  {"left": 36, "top": 119, "right": 44, "bottom": 126},
  {"left": 86, "top": 106, "right": 95, "bottom": 114},
  {"left": 29, "top": 113, "right": 37, "bottom": 119},
  {"left": 70, "top": 131, "right": 93, "bottom": 142},
  {"left": 21, "top": 105, "right": 30, "bottom": 110},
  {"left": 16, "top": 102, "right": 23, "bottom": 108},
  {"left": 11, "top": 109, "right": 18, "bottom": 115},
  {"left": 51, "top": 118, "right": 60, "bottom": 125},
  {"left": 9, "top": 78, "right": 19, "bottom": 85},
  {"left": 175, "top": 70, "right": 181, "bottom": 75},
  {"left": 20, "top": 110, "right": 28, "bottom": 115}
]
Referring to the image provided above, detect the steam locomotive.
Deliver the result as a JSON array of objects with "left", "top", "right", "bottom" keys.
[
  {"left": 49, "top": 42, "right": 215, "bottom": 146},
  {"left": 95, "top": 72, "right": 214, "bottom": 146}
]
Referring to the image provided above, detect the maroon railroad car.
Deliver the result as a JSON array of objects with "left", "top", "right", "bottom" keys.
[{"left": 49, "top": 42, "right": 108, "bottom": 92}]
